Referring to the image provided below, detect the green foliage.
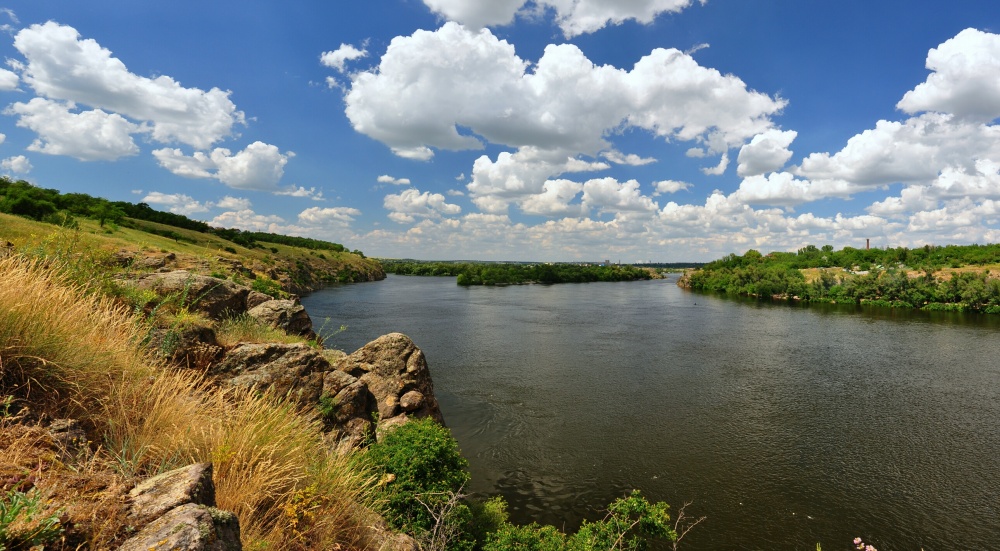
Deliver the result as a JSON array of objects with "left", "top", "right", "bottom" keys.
[
  {"left": 364, "top": 418, "right": 470, "bottom": 536},
  {"left": 483, "top": 492, "right": 676, "bottom": 551},
  {"left": 0, "top": 488, "right": 64, "bottom": 550},
  {"left": 384, "top": 260, "right": 652, "bottom": 286},
  {"left": 685, "top": 245, "right": 1000, "bottom": 313},
  {"left": 250, "top": 276, "right": 286, "bottom": 298}
]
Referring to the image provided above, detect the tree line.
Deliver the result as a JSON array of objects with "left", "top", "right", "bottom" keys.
[
  {"left": 682, "top": 245, "right": 1000, "bottom": 314},
  {"left": 0, "top": 177, "right": 359, "bottom": 255},
  {"left": 382, "top": 259, "right": 653, "bottom": 286}
]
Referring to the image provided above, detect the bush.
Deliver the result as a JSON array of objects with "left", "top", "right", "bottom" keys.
[{"left": 364, "top": 418, "right": 470, "bottom": 536}]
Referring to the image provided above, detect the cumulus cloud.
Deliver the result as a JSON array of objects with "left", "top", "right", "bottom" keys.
[
  {"left": 1, "top": 155, "right": 31, "bottom": 173},
  {"left": 652, "top": 180, "right": 690, "bottom": 195},
  {"left": 211, "top": 209, "right": 287, "bottom": 232},
  {"left": 467, "top": 147, "right": 610, "bottom": 212},
  {"left": 7, "top": 98, "right": 140, "bottom": 161},
  {"left": 344, "top": 23, "right": 784, "bottom": 161},
  {"left": 298, "top": 206, "right": 361, "bottom": 226},
  {"left": 12, "top": 22, "right": 245, "bottom": 149},
  {"left": 701, "top": 152, "right": 729, "bottom": 175},
  {"left": 737, "top": 129, "right": 797, "bottom": 177},
  {"left": 519, "top": 179, "right": 585, "bottom": 217},
  {"left": 320, "top": 43, "right": 369, "bottom": 74},
  {"left": 0, "top": 68, "right": 18, "bottom": 90},
  {"left": 142, "top": 192, "right": 209, "bottom": 215},
  {"left": 897, "top": 28, "right": 1000, "bottom": 122},
  {"left": 152, "top": 141, "right": 294, "bottom": 191},
  {"left": 216, "top": 196, "right": 252, "bottom": 210},
  {"left": 377, "top": 174, "right": 412, "bottom": 186},
  {"left": 582, "top": 177, "right": 658, "bottom": 214},
  {"left": 421, "top": 0, "right": 707, "bottom": 37},
  {"left": 384, "top": 188, "right": 462, "bottom": 223}
]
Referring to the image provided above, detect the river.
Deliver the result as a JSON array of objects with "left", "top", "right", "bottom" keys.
[{"left": 301, "top": 274, "right": 1000, "bottom": 551}]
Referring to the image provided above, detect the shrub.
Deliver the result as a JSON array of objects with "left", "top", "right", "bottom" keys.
[
  {"left": 0, "top": 488, "right": 64, "bottom": 550},
  {"left": 364, "top": 418, "right": 470, "bottom": 536}
]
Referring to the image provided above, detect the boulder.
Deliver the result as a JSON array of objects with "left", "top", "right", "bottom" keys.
[
  {"left": 211, "top": 343, "right": 329, "bottom": 406},
  {"left": 117, "top": 503, "right": 241, "bottom": 551},
  {"left": 247, "top": 299, "right": 317, "bottom": 340},
  {"left": 133, "top": 271, "right": 251, "bottom": 320},
  {"left": 335, "top": 333, "right": 444, "bottom": 425},
  {"left": 245, "top": 290, "right": 273, "bottom": 310},
  {"left": 129, "top": 463, "right": 215, "bottom": 522},
  {"left": 158, "top": 323, "right": 224, "bottom": 369}
]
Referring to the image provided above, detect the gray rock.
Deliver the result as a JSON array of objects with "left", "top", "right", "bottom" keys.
[
  {"left": 133, "top": 271, "right": 251, "bottom": 320},
  {"left": 212, "top": 343, "right": 329, "bottom": 406},
  {"left": 247, "top": 299, "right": 316, "bottom": 340},
  {"left": 335, "top": 333, "right": 444, "bottom": 425},
  {"left": 117, "top": 503, "right": 241, "bottom": 551},
  {"left": 399, "top": 390, "right": 425, "bottom": 412},
  {"left": 129, "top": 463, "right": 215, "bottom": 522},
  {"left": 245, "top": 290, "right": 272, "bottom": 310}
]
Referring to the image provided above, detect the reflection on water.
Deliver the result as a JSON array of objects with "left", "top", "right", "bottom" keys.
[{"left": 303, "top": 275, "right": 1000, "bottom": 551}]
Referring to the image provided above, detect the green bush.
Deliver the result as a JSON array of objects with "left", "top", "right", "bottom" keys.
[
  {"left": 483, "top": 492, "right": 676, "bottom": 551},
  {"left": 364, "top": 418, "right": 470, "bottom": 536}
]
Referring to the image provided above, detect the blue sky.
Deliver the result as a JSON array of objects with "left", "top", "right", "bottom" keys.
[{"left": 1, "top": 1, "right": 999, "bottom": 262}]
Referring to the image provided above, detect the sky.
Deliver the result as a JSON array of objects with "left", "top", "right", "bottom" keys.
[{"left": 1, "top": 2, "right": 999, "bottom": 262}]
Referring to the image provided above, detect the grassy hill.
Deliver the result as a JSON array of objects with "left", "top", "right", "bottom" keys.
[{"left": 0, "top": 212, "right": 384, "bottom": 295}]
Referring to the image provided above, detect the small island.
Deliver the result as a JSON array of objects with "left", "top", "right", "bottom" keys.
[{"left": 381, "top": 259, "right": 656, "bottom": 285}]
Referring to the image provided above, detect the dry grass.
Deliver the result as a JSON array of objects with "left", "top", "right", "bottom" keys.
[
  {"left": 0, "top": 254, "right": 375, "bottom": 549},
  {"left": 216, "top": 314, "right": 308, "bottom": 348}
]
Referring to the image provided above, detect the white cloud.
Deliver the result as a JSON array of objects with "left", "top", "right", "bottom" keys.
[
  {"left": 152, "top": 141, "right": 294, "bottom": 191},
  {"left": 320, "top": 43, "right": 369, "bottom": 74},
  {"left": 298, "top": 206, "right": 361, "bottom": 226},
  {"left": 13, "top": 22, "right": 245, "bottom": 149},
  {"left": 446, "top": 189, "right": 466, "bottom": 196},
  {"left": 211, "top": 209, "right": 287, "bottom": 232},
  {"left": 734, "top": 171, "right": 814, "bottom": 206},
  {"left": 421, "top": 0, "right": 707, "bottom": 37},
  {"left": 384, "top": 188, "right": 461, "bottom": 223},
  {"left": 0, "top": 133, "right": 5, "bottom": 145},
  {"left": 519, "top": 179, "right": 585, "bottom": 217},
  {"left": 652, "top": 180, "right": 690, "bottom": 195},
  {"left": 0, "top": 68, "right": 17, "bottom": 90},
  {"left": 216, "top": 196, "right": 252, "bottom": 210},
  {"left": 601, "top": 150, "right": 657, "bottom": 166},
  {"left": 377, "top": 174, "right": 412, "bottom": 186},
  {"left": 581, "top": 177, "right": 658, "bottom": 213},
  {"left": 142, "top": 191, "right": 209, "bottom": 215},
  {"left": 276, "top": 185, "right": 324, "bottom": 200},
  {"left": 701, "top": 152, "right": 729, "bottom": 175},
  {"left": 737, "top": 129, "right": 797, "bottom": 177},
  {"left": 344, "top": 23, "right": 784, "bottom": 161},
  {"left": 897, "top": 28, "right": 1000, "bottom": 122},
  {"left": 7, "top": 98, "right": 140, "bottom": 161},
  {"left": 1, "top": 155, "right": 31, "bottom": 173},
  {"left": 795, "top": 113, "right": 1000, "bottom": 189}
]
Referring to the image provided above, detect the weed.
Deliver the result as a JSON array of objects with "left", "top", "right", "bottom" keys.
[{"left": 0, "top": 488, "right": 64, "bottom": 549}]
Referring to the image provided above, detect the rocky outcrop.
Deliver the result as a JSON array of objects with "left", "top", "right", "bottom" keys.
[
  {"left": 211, "top": 343, "right": 329, "bottom": 406},
  {"left": 134, "top": 271, "right": 252, "bottom": 320},
  {"left": 119, "top": 462, "right": 241, "bottom": 551},
  {"left": 335, "top": 332, "right": 444, "bottom": 430},
  {"left": 117, "top": 503, "right": 241, "bottom": 551},
  {"left": 247, "top": 299, "right": 317, "bottom": 341}
]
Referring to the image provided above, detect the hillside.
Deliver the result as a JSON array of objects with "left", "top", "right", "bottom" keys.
[{"left": 0, "top": 211, "right": 384, "bottom": 295}]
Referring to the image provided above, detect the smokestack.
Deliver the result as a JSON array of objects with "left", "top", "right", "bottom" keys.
[{"left": 866, "top": 238, "right": 870, "bottom": 250}]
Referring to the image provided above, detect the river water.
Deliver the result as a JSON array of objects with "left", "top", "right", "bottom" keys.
[{"left": 302, "top": 274, "right": 1000, "bottom": 551}]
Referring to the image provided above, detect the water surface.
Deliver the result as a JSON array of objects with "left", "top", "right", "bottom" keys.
[{"left": 303, "top": 275, "right": 1000, "bottom": 551}]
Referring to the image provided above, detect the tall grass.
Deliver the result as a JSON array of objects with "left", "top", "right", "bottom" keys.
[{"left": 0, "top": 255, "right": 374, "bottom": 549}]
